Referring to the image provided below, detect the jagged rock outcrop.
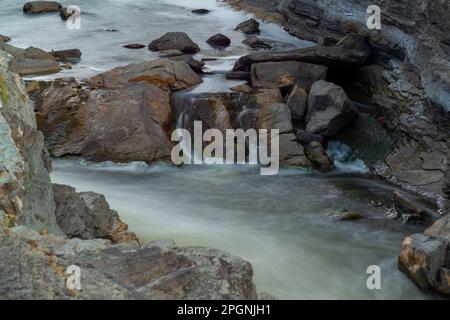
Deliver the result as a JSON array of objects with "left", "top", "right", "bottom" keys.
[
  {"left": 223, "top": 0, "right": 450, "bottom": 200},
  {"left": 0, "top": 50, "right": 61, "bottom": 235},
  {"left": 0, "top": 228, "right": 258, "bottom": 299}
]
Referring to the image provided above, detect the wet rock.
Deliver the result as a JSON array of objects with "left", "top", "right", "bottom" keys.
[
  {"left": 279, "top": 133, "right": 313, "bottom": 167},
  {"left": 393, "top": 191, "right": 430, "bottom": 224},
  {"left": 207, "top": 34, "right": 231, "bottom": 47},
  {"left": 39, "top": 82, "right": 174, "bottom": 164},
  {"left": 306, "top": 141, "right": 333, "bottom": 170},
  {"left": 23, "top": 1, "right": 62, "bottom": 14},
  {"left": 88, "top": 58, "right": 202, "bottom": 91},
  {"left": 398, "top": 231, "right": 450, "bottom": 297},
  {"left": 192, "top": 9, "right": 210, "bottom": 14},
  {"left": 230, "top": 84, "right": 253, "bottom": 94},
  {"left": 50, "top": 49, "right": 82, "bottom": 62},
  {"left": 235, "top": 18, "right": 260, "bottom": 34},
  {"left": 0, "top": 50, "right": 62, "bottom": 235},
  {"left": 0, "top": 34, "right": 11, "bottom": 43},
  {"left": 243, "top": 36, "right": 272, "bottom": 49},
  {"left": 148, "top": 32, "right": 200, "bottom": 54},
  {"left": 59, "top": 7, "right": 73, "bottom": 20},
  {"left": 305, "top": 80, "right": 356, "bottom": 136},
  {"left": 256, "top": 102, "right": 293, "bottom": 134},
  {"left": 53, "top": 184, "right": 137, "bottom": 243},
  {"left": 285, "top": 85, "right": 308, "bottom": 121},
  {"left": 226, "top": 71, "right": 250, "bottom": 81},
  {"left": 327, "top": 209, "right": 363, "bottom": 221},
  {"left": 250, "top": 61, "right": 327, "bottom": 91},
  {"left": 234, "top": 33, "right": 371, "bottom": 72},
  {"left": 295, "top": 129, "right": 324, "bottom": 144},
  {"left": 123, "top": 44, "right": 146, "bottom": 49},
  {"left": 0, "top": 229, "right": 258, "bottom": 299},
  {"left": 158, "top": 49, "right": 184, "bottom": 57}
]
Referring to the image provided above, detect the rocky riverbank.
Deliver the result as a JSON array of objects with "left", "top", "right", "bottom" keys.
[{"left": 0, "top": 49, "right": 260, "bottom": 299}]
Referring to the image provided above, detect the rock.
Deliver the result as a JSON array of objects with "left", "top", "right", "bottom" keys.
[
  {"left": 192, "top": 9, "right": 210, "bottom": 14},
  {"left": 123, "top": 44, "right": 146, "bottom": 49},
  {"left": 158, "top": 49, "right": 184, "bottom": 57},
  {"left": 393, "top": 191, "right": 430, "bottom": 224},
  {"left": 15, "top": 58, "right": 61, "bottom": 76},
  {"left": 285, "top": 85, "right": 308, "bottom": 121},
  {"left": 398, "top": 232, "right": 450, "bottom": 297},
  {"left": 226, "top": 71, "right": 250, "bottom": 81},
  {"left": 23, "top": 1, "right": 62, "bottom": 14},
  {"left": 327, "top": 209, "right": 363, "bottom": 221},
  {"left": 233, "top": 33, "right": 371, "bottom": 72},
  {"left": 256, "top": 103, "right": 293, "bottom": 134},
  {"left": 50, "top": 49, "right": 82, "bottom": 62},
  {"left": 148, "top": 32, "right": 200, "bottom": 54},
  {"left": 59, "top": 7, "right": 73, "bottom": 20},
  {"left": 88, "top": 58, "right": 202, "bottom": 91},
  {"left": 0, "top": 50, "right": 62, "bottom": 235},
  {"left": 250, "top": 61, "right": 327, "bottom": 91},
  {"left": 230, "top": 84, "right": 253, "bottom": 94},
  {"left": 0, "top": 228, "right": 259, "bottom": 299},
  {"left": 0, "top": 34, "right": 11, "bottom": 43},
  {"left": 38, "top": 81, "right": 174, "bottom": 164},
  {"left": 206, "top": 34, "right": 231, "bottom": 47},
  {"left": 167, "top": 54, "right": 206, "bottom": 73},
  {"left": 53, "top": 184, "right": 137, "bottom": 243},
  {"left": 295, "top": 129, "right": 324, "bottom": 144},
  {"left": 306, "top": 141, "right": 333, "bottom": 170},
  {"left": 305, "top": 80, "right": 356, "bottom": 136},
  {"left": 235, "top": 18, "right": 260, "bottom": 34},
  {"left": 278, "top": 133, "right": 313, "bottom": 167},
  {"left": 243, "top": 36, "right": 272, "bottom": 49}
]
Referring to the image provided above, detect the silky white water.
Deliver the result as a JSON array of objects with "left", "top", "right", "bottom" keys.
[{"left": 51, "top": 160, "right": 431, "bottom": 299}]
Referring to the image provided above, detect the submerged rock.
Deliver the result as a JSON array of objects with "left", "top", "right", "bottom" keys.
[
  {"left": 50, "top": 49, "right": 82, "bottom": 62},
  {"left": 192, "top": 9, "right": 210, "bottom": 14},
  {"left": 327, "top": 209, "right": 363, "bottom": 221},
  {"left": 243, "top": 36, "right": 272, "bottom": 49},
  {"left": 123, "top": 43, "right": 146, "bottom": 49},
  {"left": 148, "top": 32, "right": 200, "bottom": 53}
]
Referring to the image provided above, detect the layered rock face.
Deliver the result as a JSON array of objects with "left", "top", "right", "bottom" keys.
[
  {"left": 0, "top": 50, "right": 260, "bottom": 300},
  {"left": 224, "top": 0, "right": 449, "bottom": 200}
]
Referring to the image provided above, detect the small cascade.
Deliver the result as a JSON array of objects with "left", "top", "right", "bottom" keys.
[{"left": 326, "top": 141, "right": 369, "bottom": 173}]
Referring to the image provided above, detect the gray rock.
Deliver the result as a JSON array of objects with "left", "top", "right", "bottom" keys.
[
  {"left": 50, "top": 49, "right": 82, "bottom": 61},
  {"left": 148, "top": 32, "right": 200, "bottom": 53},
  {"left": 235, "top": 18, "right": 260, "bottom": 34},
  {"left": 123, "top": 43, "right": 146, "bottom": 49},
  {"left": 278, "top": 133, "right": 313, "bottom": 167},
  {"left": 285, "top": 85, "right": 308, "bottom": 121},
  {"left": 306, "top": 141, "right": 333, "bottom": 170},
  {"left": 250, "top": 61, "right": 327, "bottom": 91},
  {"left": 0, "top": 229, "right": 258, "bottom": 300},
  {"left": 243, "top": 36, "right": 272, "bottom": 49},
  {"left": 306, "top": 80, "right": 356, "bottom": 136},
  {"left": 295, "top": 129, "right": 323, "bottom": 144}
]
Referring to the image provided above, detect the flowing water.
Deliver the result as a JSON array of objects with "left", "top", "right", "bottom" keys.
[{"left": 1, "top": 0, "right": 437, "bottom": 299}]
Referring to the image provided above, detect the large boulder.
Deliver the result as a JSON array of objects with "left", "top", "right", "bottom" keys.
[
  {"left": 53, "top": 184, "right": 137, "bottom": 243},
  {"left": 305, "top": 80, "right": 356, "bottom": 136},
  {"left": 148, "top": 32, "right": 200, "bottom": 54},
  {"left": 285, "top": 85, "right": 308, "bottom": 121},
  {"left": 38, "top": 81, "right": 173, "bottom": 163},
  {"left": 88, "top": 58, "right": 201, "bottom": 91},
  {"left": 250, "top": 61, "right": 327, "bottom": 91},
  {"left": 0, "top": 228, "right": 258, "bottom": 299},
  {"left": 23, "top": 1, "right": 62, "bottom": 14}
]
